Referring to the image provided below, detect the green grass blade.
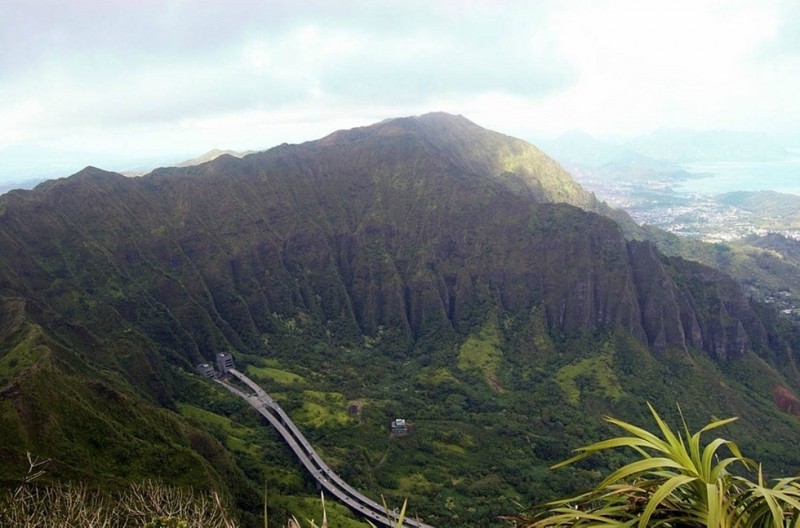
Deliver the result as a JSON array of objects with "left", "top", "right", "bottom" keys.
[
  {"left": 710, "top": 457, "right": 745, "bottom": 481},
  {"left": 597, "top": 457, "right": 683, "bottom": 490},
  {"left": 701, "top": 438, "right": 736, "bottom": 481},
  {"left": 760, "top": 489, "right": 786, "bottom": 528},
  {"left": 646, "top": 402, "right": 682, "bottom": 449},
  {"left": 645, "top": 403, "right": 698, "bottom": 473},
  {"left": 638, "top": 474, "right": 697, "bottom": 528},
  {"left": 698, "top": 416, "right": 738, "bottom": 434},
  {"left": 575, "top": 437, "right": 661, "bottom": 453},
  {"left": 604, "top": 416, "right": 670, "bottom": 453},
  {"left": 396, "top": 498, "right": 408, "bottom": 527},
  {"left": 707, "top": 482, "right": 721, "bottom": 528}
]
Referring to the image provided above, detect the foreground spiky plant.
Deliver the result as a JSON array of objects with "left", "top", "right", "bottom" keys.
[{"left": 511, "top": 404, "right": 800, "bottom": 527}]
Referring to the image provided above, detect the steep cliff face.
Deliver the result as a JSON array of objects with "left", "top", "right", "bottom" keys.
[
  {"left": 0, "top": 114, "right": 781, "bottom": 369},
  {"left": 625, "top": 240, "right": 771, "bottom": 360},
  {"left": 627, "top": 241, "right": 698, "bottom": 353}
]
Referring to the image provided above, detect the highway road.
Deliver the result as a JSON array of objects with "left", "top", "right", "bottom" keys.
[{"left": 216, "top": 369, "right": 435, "bottom": 528}]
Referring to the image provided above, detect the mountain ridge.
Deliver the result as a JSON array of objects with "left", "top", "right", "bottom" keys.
[{"left": 1, "top": 112, "right": 796, "bottom": 383}]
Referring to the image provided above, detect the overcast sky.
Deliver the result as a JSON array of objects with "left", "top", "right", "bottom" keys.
[{"left": 1, "top": 0, "right": 799, "bottom": 182}]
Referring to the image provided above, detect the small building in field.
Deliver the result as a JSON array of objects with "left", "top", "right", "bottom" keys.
[
  {"left": 390, "top": 418, "right": 408, "bottom": 435},
  {"left": 196, "top": 363, "right": 217, "bottom": 379},
  {"left": 216, "top": 352, "right": 234, "bottom": 375}
]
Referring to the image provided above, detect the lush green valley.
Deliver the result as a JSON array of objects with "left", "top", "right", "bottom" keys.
[{"left": 1, "top": 114, "right": 799, "bottom": 527}]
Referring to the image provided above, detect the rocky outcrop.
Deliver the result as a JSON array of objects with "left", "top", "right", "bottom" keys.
[{"left": 774, "top": 385, "right": 800, "bottom": 416}]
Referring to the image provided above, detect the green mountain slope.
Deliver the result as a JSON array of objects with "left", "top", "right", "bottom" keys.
[{"left": 1, "top": 113, "right": 799, "bottom": 527}]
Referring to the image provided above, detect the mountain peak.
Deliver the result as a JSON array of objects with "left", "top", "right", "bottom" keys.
[
  {"left": 317, "top": 111, "right": 479, "bottom": 147},
  {"left": 176, "top": 148, "right": 255, "bottom": 168},
  {"left": 384, "top": 112, "right": 484, "bottom": 140},
  {"left": 32, "top": 166, "right": 125, "bottom": 192},
  {"left": 378, "top": 111, "right": 477, "bottom": 128},
  {"left": 410, "top": 111, "right": 477, "bottom": 127},
  {"left": 311, "top": 112, "right": 597, "bottom": 209}
]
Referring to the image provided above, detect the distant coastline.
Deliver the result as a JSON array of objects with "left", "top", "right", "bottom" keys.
[{"left": 677, "top": 159, "right": 800, "bottom": 196}]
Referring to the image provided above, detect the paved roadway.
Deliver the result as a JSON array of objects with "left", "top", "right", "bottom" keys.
[{"left": 216, "top": 369, "right": 435, "bottom": 528}]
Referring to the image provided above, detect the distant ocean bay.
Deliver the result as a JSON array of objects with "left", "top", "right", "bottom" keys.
[{"left": 676, "top": 159, "right": 800, "bottom": 196}]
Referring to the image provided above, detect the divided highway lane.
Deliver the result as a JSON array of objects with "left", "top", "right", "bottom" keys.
[
  {"left": 226, "top": 370, "right": 415, "bottom": 524},
  {"left": 215, "top": 380, "right": 393, "bottom": 527},
  {"left": 216, "top": 371, "right": 435, "bottom": 528}
]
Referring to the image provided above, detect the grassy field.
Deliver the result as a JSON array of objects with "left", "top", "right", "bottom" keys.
[{"left": 247, "top": 365, "right": 307, "bottom": 386}]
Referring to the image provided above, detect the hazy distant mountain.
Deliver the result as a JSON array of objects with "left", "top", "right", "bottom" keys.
[
  {"left": 717, "top": 190, "right": 800, "bottom": 229},
  {"left": 0, "top": 177, "right": 44, "bottom": 195},
  {"left": 626, "top": 128, "right": 789, "bottom": 163},
  {"left": 176, "top": 148, "right": 256, "bottom": 167},
  {"left": 0, "top": 145, "right": 175, "bottom": 184},
  {"left": 603, "top": 153, "right": 699, "bottom": 184},
  {"left": 719, "top": 190, "right": 800, "bottom": 213},
  {"left": 536, "top": 130, "right": 626, "bottom": 165},
  {"left": 538, "top": 128, "right": 789, "bottom": 166}
]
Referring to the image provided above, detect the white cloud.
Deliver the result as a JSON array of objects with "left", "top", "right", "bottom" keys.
[
  {"left": 526, "top": 0, "right": 790, "bottom": 137},
  {"left": 0, "top": 0, "right": 798, "bottom": 182},
  {"left": 0, "top": 99, "right": 45, "bottom": 144}
]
